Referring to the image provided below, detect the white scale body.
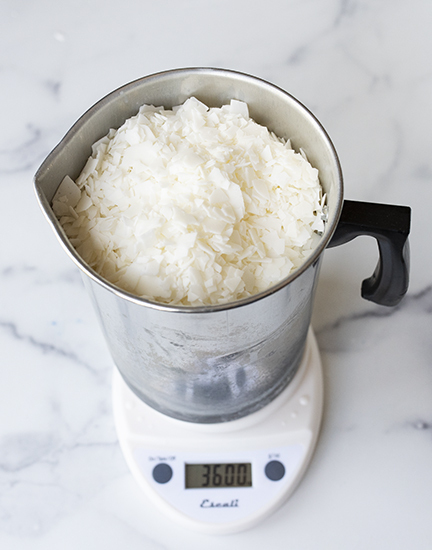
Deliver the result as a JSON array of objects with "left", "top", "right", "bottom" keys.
[{"left": 113, "top": 330, "right": 323, "bottom": 535}]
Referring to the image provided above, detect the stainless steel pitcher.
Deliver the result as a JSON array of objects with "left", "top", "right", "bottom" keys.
[{"left": 34, "top": 68, "right": 410, "bottom": 423}]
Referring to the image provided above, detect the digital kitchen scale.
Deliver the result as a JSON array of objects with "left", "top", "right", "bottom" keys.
[{"left": 112, "top": 329, "right": 323, "bottom": 535}]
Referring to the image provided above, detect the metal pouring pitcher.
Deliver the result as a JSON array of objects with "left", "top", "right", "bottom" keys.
[{"left": 34, "top": 68, "right": 411, "bottom": 423}]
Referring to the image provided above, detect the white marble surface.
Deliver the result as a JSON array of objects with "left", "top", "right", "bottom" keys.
[{"left": 1, "top": 0, "right": 431, "bottom": 548}]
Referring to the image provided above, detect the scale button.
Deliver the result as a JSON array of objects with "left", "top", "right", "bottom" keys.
[
  {"left": 152, "top": 463, "right": 173, "bottom": 484},
  {"left": 265, "top": 460, "right": 285, "bottom": 481}
]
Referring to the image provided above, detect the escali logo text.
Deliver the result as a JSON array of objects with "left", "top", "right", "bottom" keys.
[{"left": 200, "top": 499, "right": 239, "bottom": 509}]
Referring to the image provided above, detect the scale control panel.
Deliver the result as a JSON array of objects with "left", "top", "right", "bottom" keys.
[{"left": 131, "top": 444, "right": 307, "bottom": 529}]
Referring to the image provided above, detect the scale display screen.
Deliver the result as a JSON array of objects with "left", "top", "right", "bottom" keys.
[{"left": 185, "top": 463, "right": 252, "bottom": 489}]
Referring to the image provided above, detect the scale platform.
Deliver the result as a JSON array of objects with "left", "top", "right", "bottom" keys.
[{"left": 112, "top": 329, "right": 323, "bottom": 535}]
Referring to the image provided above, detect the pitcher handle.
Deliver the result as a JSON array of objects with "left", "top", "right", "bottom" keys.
[{"left": 327, "top": 200, "right": 411, "bottom": 307}]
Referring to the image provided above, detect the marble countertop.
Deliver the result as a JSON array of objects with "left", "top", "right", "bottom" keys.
[{"left": 1, "top": 0, "right": 431, "bottom": 548}]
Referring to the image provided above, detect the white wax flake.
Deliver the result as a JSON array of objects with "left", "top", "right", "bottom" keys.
[
  {"left": 52, "top": 175, "right": 81, "bottom": 215},
  {"left": 228, "top": 99, "right": 249, "bottom": 118},
  {"left": 53, "top": 97, "right": 324, "bottom": 306}
]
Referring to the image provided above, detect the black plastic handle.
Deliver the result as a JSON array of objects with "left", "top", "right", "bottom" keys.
[{"left": 328, "top": 200, "right": 411, "bottom": 307}]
